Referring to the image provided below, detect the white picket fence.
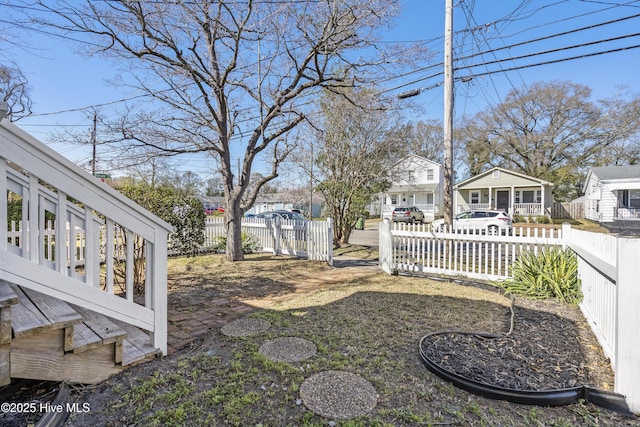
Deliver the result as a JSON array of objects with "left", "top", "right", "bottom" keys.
[
  {"left": 7, "top": 220, "right": 87, "bottom": 267},
  {"left": 202, "top": 216, "right": 333, "bottom": 265},
  {"left": 379, "top": 220, "right": 640, "bottom": 414},
  {"left": 379, "top": 221, "right": 564, "bottom": 280}
]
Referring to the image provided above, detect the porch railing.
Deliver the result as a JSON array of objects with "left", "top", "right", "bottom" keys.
[
  {"left": 513, "top": 203, "right": 544, "bottom": 216},
  {"left": 614, "top": 207, "right": 640, "bottom": 220},
  {"left": 1, "top": 120, "right": 173, "bottom": 355},
  {"left": 461, "top": 203, "right": 490, "bottom": 212}
]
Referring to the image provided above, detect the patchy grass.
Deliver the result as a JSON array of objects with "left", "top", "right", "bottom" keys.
[{"left": 66, "top": 254, "right": 634, "bottom": 426}]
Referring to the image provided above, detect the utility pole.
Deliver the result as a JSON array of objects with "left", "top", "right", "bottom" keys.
[
  {"left": 91, "top": 110, "right": 97, "bottom": 176},
  {"left": 398, "top": 1, "right": 455, "bottom": 226},
  {"left": 309, "top": 142, "right": 314, "bottom": 219},
  {"left": 443, "top": 0, "right": 454, "bottom": 226}
]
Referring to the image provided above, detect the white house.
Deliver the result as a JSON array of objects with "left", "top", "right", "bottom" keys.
[
  {"left": 583, "top": 165, "right": 640, "bottom": 224},
  {"left": 371, "top": 154, "right": 444, "bottom": 222},
  {"left": 454, "top": 167, "right": 554, "bottom": 217}
]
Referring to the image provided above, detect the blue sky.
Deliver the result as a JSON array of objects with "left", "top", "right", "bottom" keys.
[{"left": 3, "top": 0, "right": 639, "bottom": 180}]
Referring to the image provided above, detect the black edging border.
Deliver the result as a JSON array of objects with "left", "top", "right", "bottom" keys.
[{"left": 419, "top": 331, "right": 634, "bottom": 417}]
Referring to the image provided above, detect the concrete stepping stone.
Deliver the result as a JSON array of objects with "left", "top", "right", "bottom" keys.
[
  {"left": 220, "top": 317, "right": 270, "bottom": 337},
  {"left": 300, "top": 370, "right": 378, "bottom": 419},
  {"left": 258, "top": 337, "right": 317, "bottom": 362}
]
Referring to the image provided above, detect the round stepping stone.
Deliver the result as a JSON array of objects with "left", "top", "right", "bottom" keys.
[
  {"left": 220, "top": 317, "right": 270, "bottom": 337},
  {"left": 300, "top": 370, "right": 377, "bottom": 420},
  {"left": 258, "top": 337, "right": 317, "bottom": 362}
]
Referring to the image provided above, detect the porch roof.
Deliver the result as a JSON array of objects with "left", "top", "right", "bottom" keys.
[{"left": 454, "top": 167, "right": 553, "bottom": 190}]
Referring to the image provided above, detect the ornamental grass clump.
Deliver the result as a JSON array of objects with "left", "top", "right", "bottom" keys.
[{"left": 499, "top": 247, "right": 582, "bottom": 304}]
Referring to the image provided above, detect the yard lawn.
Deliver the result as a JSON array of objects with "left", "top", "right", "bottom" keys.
[{"left": 65, "top": 252, "right": 637, "bottom": 426}]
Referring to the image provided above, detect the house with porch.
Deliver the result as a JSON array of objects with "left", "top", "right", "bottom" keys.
[
  {"left": 583, "top": 165, "right": 640, "bottom": 228},
  {"left": 372, "top": 154, "right": 444, "bottom": 222},
  {"left": 454, "top": 167, "right": 554, "bottom": 217}
]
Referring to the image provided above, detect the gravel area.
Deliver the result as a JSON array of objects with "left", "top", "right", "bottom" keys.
[
  {"left": 299, "top": 370, "right": 378, "bottom": 420},
  {"left": 258, "top": 337, "right": 317, "bottom": 362},
  {"left": 220, "top": 317, "right": 271, "bottom": 337}
]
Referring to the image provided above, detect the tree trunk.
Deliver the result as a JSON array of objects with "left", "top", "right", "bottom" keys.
[{"left": 225, "top": 199, "right": 244, "bottom": 261}]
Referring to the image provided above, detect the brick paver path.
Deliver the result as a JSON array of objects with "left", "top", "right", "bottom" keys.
[{"left": 167, "top": 296, "right": 257, "bottom": 354}]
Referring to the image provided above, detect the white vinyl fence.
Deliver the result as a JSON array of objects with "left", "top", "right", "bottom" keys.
[
  {"left": 379, "top": 220, "right": 640, "bottom": 414},
  {"left": 202, "top": 216, "right": 333, "bottom": 265}
]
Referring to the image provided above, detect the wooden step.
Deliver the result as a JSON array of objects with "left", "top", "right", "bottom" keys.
[
  {"left": 10, "top": 328, "right": 123, "bottom": 384},
  {"left": 70, "top": 306, "right": 126, "bottom": 359},
  {"left": 113, "top": 320, "right": 162, "bottom": 366},
  {"left": 0, "top": 280, "right": 19, "bottom": 309},
  {"left": 9, "top": 285, "right": 83, "bottom": 339}
]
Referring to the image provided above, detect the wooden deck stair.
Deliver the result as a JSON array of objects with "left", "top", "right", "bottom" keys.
[{"left": 0, "top": 279, "right": 161, "bottom": 386}]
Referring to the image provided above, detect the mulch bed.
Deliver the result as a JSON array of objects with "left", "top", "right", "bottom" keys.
[{"left": 421, "top": 296, "right": 601, "bottom": 392}]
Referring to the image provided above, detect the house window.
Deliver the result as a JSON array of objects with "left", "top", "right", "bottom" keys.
[
  {"left": 536, "top": 190, "right": 542, "bottom": 203},
  {"left": 426, "top": 169, "right": 434, "bottom": 181},
  {"left": 515, "top": 191, "right": 521, "bottom": 204},
  {"left": 492, "top": 170, "right": 501, "bottom": 179},
  {"left": 470, "top": 191, "right": 480, "bottom": 204},
  {"left": 426, "top": 193, "right": 434, "bottom": 205},
  {"left": 622, "top": 190, "right": 640, "bottom": 209},
  {"left": 408, "top": 170, "right": 415, "bottom": 182},
  {"left": 390, "top": 194, "right": 398, "bottom": 205},
  {"left": 522, "top": 190, "right": 534, "bottom": 203}
]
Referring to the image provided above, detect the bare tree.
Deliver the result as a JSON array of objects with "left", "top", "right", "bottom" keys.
[
  {"left": 31, "top": 0, "right": 403, "bottom": 260},
  {"left": 0, "top": 64, "right": 32, "bottom": 121}
]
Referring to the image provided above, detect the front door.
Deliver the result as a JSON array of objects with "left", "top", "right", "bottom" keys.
[{"left": 496, "top": 191, "right": 509, "bottom": 212}]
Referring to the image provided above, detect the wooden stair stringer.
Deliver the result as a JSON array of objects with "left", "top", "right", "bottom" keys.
[{"left": 0, "top": 280, "right": 18, "bottom": 387}]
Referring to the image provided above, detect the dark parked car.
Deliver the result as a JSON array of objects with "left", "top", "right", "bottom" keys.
[
  {"left": 392, "top": 206, "right": 425, "bottom": 223},
  {"left": 254, "top": 210, "right": 306, "bottom": 222},
  {"left": 254, "top": 210, "right": 307, "bottom": 240}
]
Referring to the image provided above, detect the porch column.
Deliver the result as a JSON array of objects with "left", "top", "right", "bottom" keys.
[
  {"left": 540, "top": 184, "right": 545, "bottom": 216},
  {"left": 453, "top": 188, "right": 457, "bottom": 214},
  {"left": 488, "top": 186, "right": 493, "bottom": 209},
  {"left": 511, "top": 185, "right": 515, "bottom": 215}
]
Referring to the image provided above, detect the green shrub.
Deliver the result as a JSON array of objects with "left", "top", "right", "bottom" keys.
[
  {"left": 213, "top": 232, "right": 262, "bottom": 254},
  {"left": 115, "top": 182, "right": 206, "bottom": 257},
  {"left": 498, "top": 247, "right": 582, "bottom": 304},
  {"left": 512, "top": 213, "right": 525, "bottom": 224},
  {"left": 536, "top": 215, "right": 551, "bottom": 224}
]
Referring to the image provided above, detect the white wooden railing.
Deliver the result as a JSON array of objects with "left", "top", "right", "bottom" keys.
[
  {"left": 1, "top": 120, "right": 173, "bottom": 355},
  {"left": 202, "top": 216, "right": 333, "bottom": 265}
]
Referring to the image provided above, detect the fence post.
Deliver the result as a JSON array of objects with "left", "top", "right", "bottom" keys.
[
  {"left": 561, "top": 222, "right": 571, "bottom": 248},
  {"left": 326, "top": 218, "right": 334, "bottom": 266},
  {"left": 379, "top": 219, "right": 393, "bottom": 275},
  {"left": 615, "top": 236, "right": 640, "bottom": 414},
  {"left": 273, "top": 217, "right": 281, "bottom": 255}
]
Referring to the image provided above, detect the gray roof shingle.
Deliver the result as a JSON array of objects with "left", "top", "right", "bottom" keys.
[{"left": 590, "top": 165, "right": 640, "bottom": 181}]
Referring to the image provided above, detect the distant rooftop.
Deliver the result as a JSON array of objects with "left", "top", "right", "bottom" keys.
[{"left": 590, "top": 165, "right": 640, "bottom": 181}]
